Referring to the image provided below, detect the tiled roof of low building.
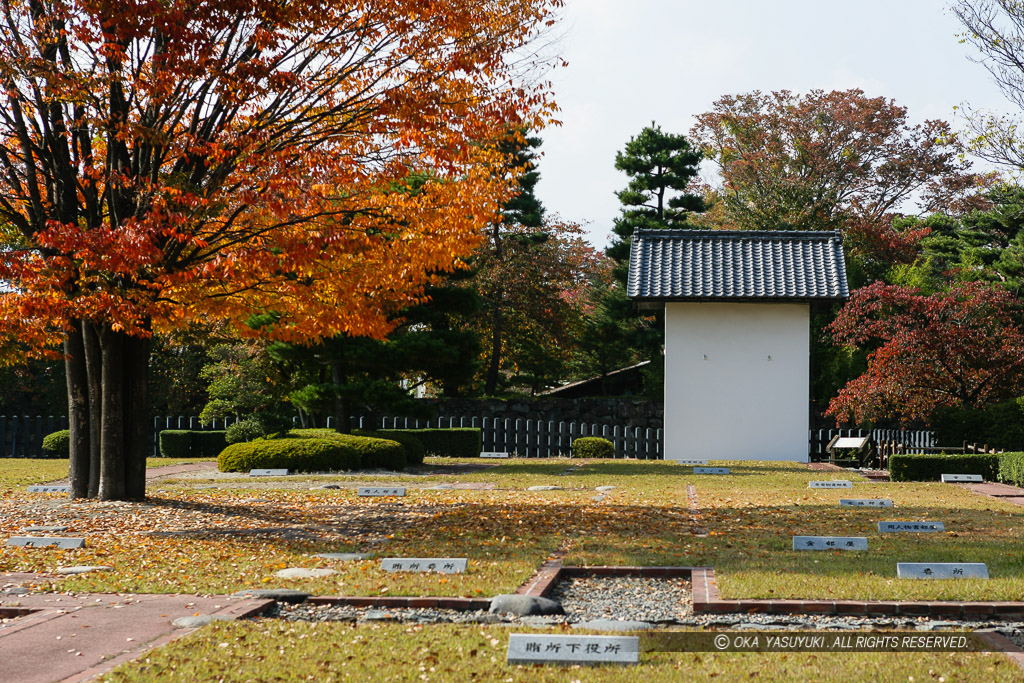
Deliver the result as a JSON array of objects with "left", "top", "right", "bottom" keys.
[{"left": 627, "top": 229, "right": 849, "bottom": 301}]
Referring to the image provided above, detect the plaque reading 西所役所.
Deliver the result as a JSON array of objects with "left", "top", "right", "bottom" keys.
[
  {"left": 879, "top": 521, "right": 945, "bottom": 533},
  {"left": 676, "top": 459, "right": 709, "bottom": 466},
  {"left": 792, "top": 536, "right": 868, "bottom": 551},
  {"left": 940, "top": 474, "right": 983, "bottom": 483},
  {"left": 506, "top": 633, "right": 639, "bottom": 666},
  {"left": 380, "top": 558, "right": 467, "bottom": 573},
  {"left": 27, "top": 485, "right": 70, "bottom": 493},
  {"left": 839, "top": 499, "right": 893, "bottom": 508},
  {"left": 249, "top": 469, "right": 288, "bottom": 477},
  {"left": 357, "top": 487, "right": 406, "bottom": 497},
  {"left": 480, "top": 452, "right": 510, "bottom": 458},
  {"left": 6, "top": 536, "right": 85, "bottom": 549},
  {"left": 808, "top": 480, "right": 853, "bottom": 489},
  {"left": 897, "top": 562, "right": 988, "bottom": 579},
  {"left": 693, "top": 467, "right": 729, "bottom": 475}
]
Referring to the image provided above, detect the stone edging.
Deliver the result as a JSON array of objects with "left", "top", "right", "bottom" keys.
[{"left": 307, "top": 596, "right": 491, "bottom": 610}]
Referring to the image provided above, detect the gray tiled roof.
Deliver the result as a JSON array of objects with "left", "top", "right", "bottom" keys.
[{"left": 627, "top": 229, "right": 848, "bottom": 301}]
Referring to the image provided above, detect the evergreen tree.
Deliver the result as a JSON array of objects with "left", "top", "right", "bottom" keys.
[{"left": 606, "top": 123, "right": 705, "bottom": 282}]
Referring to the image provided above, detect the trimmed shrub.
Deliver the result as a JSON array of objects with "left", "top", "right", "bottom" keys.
[
  {"left": 889, "top": 453, "right": 1000, "bottom": 482},
  {"left": 353, "top": 429, "right": 425, "bottom": 467},
  {"left": 217, "top": 430, "right": 406, "bottom": 473},
  {"left": 159, "top": 430, "right": 227, "bottom": 458},
  {"left": 571, "top": 436, "right": 614, "bottom": 459},
  {"left": 385, "top": 428, "right": 481, "bottom": 458},
  {"left": 998, "top": 452, "right": 1024, "bottom": 487},
  {"left": 41, "top": 430, "right": 70, "bottom": 458},
  {"left": 225, "top": 418, "right": 268, "bottom": 445}
]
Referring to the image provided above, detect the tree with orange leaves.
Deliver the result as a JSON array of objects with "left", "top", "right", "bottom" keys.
[{"left": 0, "top": 0, "right": 562, "bottom": 499}]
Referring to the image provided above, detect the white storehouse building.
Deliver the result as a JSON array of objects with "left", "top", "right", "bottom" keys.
[{"left": 627, "top": 229, "right": 849, "bottom": 462}]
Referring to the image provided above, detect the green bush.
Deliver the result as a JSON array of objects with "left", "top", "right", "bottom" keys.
[
  {"left": 217, "top": 430, "right": 406, "bottom": 473},
  {"left": 998, "top": 452, "right": 1024, "bottom": 487},
  {"left": 159, "top": 430, "right": 227, "bottom": 458},
  {"left": 41, "top": 430, "right": 70, "bottom": 458},
  {"left": 225, "top": 418, "right": 269, "bottom": 445},
  {"left": 571, "top": 436, "right": 614, "bottom": 459},
  {"left": 384, "top": 428, "right": 481, "bottom": 458},
  {"left": 353, "top": 429, "right": 425, "bottom": 467},
  {"left": 889, "top": 453, "right": 1000, "bottom": 482}
]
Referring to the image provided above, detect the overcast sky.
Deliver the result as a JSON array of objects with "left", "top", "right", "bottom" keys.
[{"left": 534, "top": 0, "right": 1015, "bottom": 249}]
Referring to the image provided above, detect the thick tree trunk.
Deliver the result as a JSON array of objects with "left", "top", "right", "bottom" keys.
[
  {"left": 65, "top": 321, "right": 90, "bottom": 499},
  {"left": 98, "top": 326, "right": 125, "bottom": 500},
  {"left": 82, "top": 321, "right": 102, "bottom": 498},
  {"left": 125, "top": 333, "right": 150, "bottom": 499}
]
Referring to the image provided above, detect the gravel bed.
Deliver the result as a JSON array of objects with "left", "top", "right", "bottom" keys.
[
  {"left": 549, "top": 576, "right": 692, "bottom": 623},
  {"left": 257, "top": 576, "right": 1024, "bottom": 641}
]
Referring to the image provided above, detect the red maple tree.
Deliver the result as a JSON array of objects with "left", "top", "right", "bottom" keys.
[
  {"left": 0, "top": 0, "right": 562, "bottom": 499},
  {"left": 826, "top": 281, "right": 1024, "bottom": 425}
]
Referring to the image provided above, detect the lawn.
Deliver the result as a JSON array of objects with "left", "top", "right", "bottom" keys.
[
  {"left": 98, "top": 621, "right": 1021, "bottom": 682},
  {"left": 2, "top": 458, "right": 1023, "bottom": 600}
]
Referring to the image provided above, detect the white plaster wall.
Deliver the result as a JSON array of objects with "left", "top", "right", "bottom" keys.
[{"left": 664, "top": 302, "right": 809, "bottom": 462}]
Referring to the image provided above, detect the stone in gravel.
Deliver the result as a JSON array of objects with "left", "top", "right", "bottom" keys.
[
  {"left": 313, "top": 553, "right": 371, "bottom": 561},
  {"left": 275, "top": 568, "right": 338, "bottom": 579},
  {"left": 172, "top": 615, "right": 231, "bottom": 628},
  {"left": 231, "top": 588, "right": 310, "bottom": 603},
  {"left": 359, "top": 610, "right": 398, "bottom": 622},
  {"left": 526, "top": 485, "right": 563, "bottom": 491},
  {"left": 21, "top": 525, "right": 67, "bottom": 533},
  {"left": 572, "top": 619, "right": 653, "bottom": 631},
  {"left": 921, "top": 621, "right": 959, "bottom": 631},
  {"left": 2, "top": 587, "right": 29, "bottom": 595},
  {"left": 313, "top": 484, "right": 341, "bottom": 490},
  {"left": 489, "top": 594, "right": 564, "bottom": 616},
  {"left": 592, "top": 494, "right": 606, "bottom": 502},
  {"left": 55, "top": 565, "right": 111, "bottom": 575},
  {"left": 595, "top": 486, "right": 616, "bottom": 492},
  {"left": 516, "top": 615, "right": 565, "bottom": 625}
]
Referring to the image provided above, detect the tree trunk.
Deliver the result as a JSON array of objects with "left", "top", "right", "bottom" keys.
[
  {"left": 484, "top": 293, "right": 503, "bottom": 395},
  {"left": 98, "top": 326, "right": 125, "bottom": 500},
  {"left": 65, "top": 321, "right": 90, "bottom": 499},
  {"left": 124, "top": 333, "right": 151, "bottom": 499},
  {"left": 83, "top": 321, "right": 102, "bottom": 498}
]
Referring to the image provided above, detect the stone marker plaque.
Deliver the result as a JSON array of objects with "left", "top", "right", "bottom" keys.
[
  {"left": 6, "top": 536, "right": 85, "bottom": 549},
  {"left": 832, "top": 436, "right": 869, "bottom": 449},
  {"left": 358, "top": 487, "right": 406, "bottom": 497},
  {"left": 839, "top": 499, "right": 893, "bottom": 508},
  {"left": 480, "top": 452, "right": 510, "bottom": 458},
  {"left": 676, "top": 459, "right": 709, "bottom": 466},
  {"left": 897, "top": 562, "right": 988, "bottom": 579},
  {"left": 808, "top": 480, "right": 853, "bottom": 489},
  {"left": 941, "top": 474, "right": 983, "bottom": 483},
  {"left": 507, "top": 633, "right": 639, "bottom": 665},
  {"left": 879, "top": 521, "right": 945, "bottom": 533},
  {"left": 27, "top": 485, "right": 70, "bottom": 493},
  {"left": 693, "top": 467, "right": 729, "bottom": 475},
  {"left": 380, "top": 558, "right": 467, "bottom": 573},
  {"left": 792, "top": 536, "right": 868, "bottom": 551},
  {"left": 249, "top": 469, "right": 288, "bottom": 476}
]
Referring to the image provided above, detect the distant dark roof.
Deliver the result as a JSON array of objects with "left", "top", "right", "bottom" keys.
[{"left": 627, "top": 229, "right": 849, "bottom": 302}]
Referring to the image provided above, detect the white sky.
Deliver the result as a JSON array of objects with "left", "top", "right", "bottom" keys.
[{"left": 535, "top": 0, "right": 1016, "bottom": 249}]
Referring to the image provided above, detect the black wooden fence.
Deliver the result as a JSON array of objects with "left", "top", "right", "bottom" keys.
[{"left": 1, "top": 414, "right": 934, "bottom": 462}]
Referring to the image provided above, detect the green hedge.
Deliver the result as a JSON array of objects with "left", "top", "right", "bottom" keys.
[
  {"left": 353, "top": 429, "right": 425, "bottom": 467},
  {"left": 382, "top": 428, "right": 481, "bottom": 458},
  {"left": 217, "top": 430, "right": 406, "bottom": 473},
  {"left": 889, "top": 453, "right": 1000, "bottom": 482},
  {"left": 998, "top": 452, "right": 1024, "bottom": 487},
  {"left": 41, "top": 430, "right": 70, "bottom": 458},
  {"left": 571, "top": 436, "right": 614, "bottom": 459},
  {"left": 159, "top": 430, "right": 227, "bottom": 459}
]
